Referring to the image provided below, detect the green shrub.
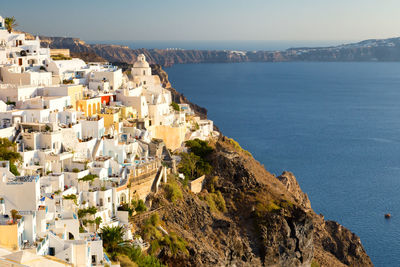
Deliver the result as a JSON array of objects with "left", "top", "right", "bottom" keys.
[
  {"left": 149, "top": 240, "right": 161, "bottom": 255},
  {"left": 226, "top": 137, "right": 252, "bottom": 156},
  {"left": 63, "top": 194, "right": 76, "bottom": 200},
  {"left": 255, "top": 200, "right": 282, "bottom": 217},
  {"left": 72, "top": 168, "right": 80, "bottom": 173},
  {"left": 311, "top": 260, "right": 320, "bottom": 267},
  {"left": 170, "top": 102, "right": 180, "bottom": 111},
  {"left": 131, "top": 199, "right": 147, "bottom": 213},
  {"left": 63, "top": 194, "right": 77, "bottom": 205},
  {"left": 117, "top": 254, "right": 136, "bottom": 267},
  {"left": 0, "top": 138, "right": 22, "bottom": 175},
  {"left": 143, "top": 214, "right": 162, "bottom": 241},
  {"left": 138, "top": 254, "right": 165, "bottom": 267},
  {"left": 62, "top": 79, "right": 74, "bottom": 84},
  {"left": 10, "top": 163, "right": 19, "bottom": 176},
  {"left": 185, "top": 139, "right": 213, "bottom": 159},
  {"left": 149, "top": 213, "right": 160, "bottom": 227},
  {"left": 78, "top": 206, "right": 98, "bottom": 218},
  {"left": 206, "top": 191, "right": 227, "bottom": 213},
  {"left": 51, "top": 54, "right": 72, "bottom": 60},
  {"left": 79, "top": 174, "right": 98, "bottom": 182},
  {"left": 164, "top": 181, "right": 183, "bottom": 203},
  {"left": 162, "top": 232, "right": 188, "bottom": 255},
  {"left": 208, "top": 176, "right": 219, "bottom": 193}
]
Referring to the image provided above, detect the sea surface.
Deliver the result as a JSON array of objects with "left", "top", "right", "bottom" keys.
[
  {"left": 166, "top": 62, "right": 400, "bottom": 267},
  {"left": 88, "top": 40, "right": 351, "bottom": 51}
]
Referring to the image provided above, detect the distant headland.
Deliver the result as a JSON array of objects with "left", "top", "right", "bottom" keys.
[{"left": 33, "top": 32, "right": 400, "bottom": 67}]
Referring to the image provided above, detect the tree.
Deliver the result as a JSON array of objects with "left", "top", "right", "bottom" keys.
[
  {"left": 10, "top": 209, "right": 21, "bottom": 224},
  {"left": 4, "top": 17, "right": 18, "bottom": 33},
  {"left": 0, "top": 138, "right": 22, "bottom": 176},
  {"left": 178, "top": 151, "right": 212, "bottom": 180},
  {"left": 178, "top": 152, "right": 199, "bottom": 179},
  {"left": 185, "top": 139, "right": 213, "bottom": 158},
  {"left": 100, "top": 225, "right": 126, "bottom": 260},
  {"left": 94, "top": 216, "right": 102, "bottom": 231}
]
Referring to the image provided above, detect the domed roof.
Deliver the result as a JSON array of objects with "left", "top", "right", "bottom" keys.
[{"left": 133, "top": 54, "right": 150, "bottom": 68}]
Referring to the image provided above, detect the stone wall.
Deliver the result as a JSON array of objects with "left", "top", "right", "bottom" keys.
[
  {"left": 189, "top": 175, "right": 205, "bottom": 194},
  {"left": 129, "top": 171, "right": 158, "bottom": 200}
]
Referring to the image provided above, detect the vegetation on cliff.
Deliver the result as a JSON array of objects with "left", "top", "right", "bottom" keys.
[
  {"left": 178, "top": 139, "right": 213, "bottom": 181},
  {"left": 132, "top": 136, "right": 373, "bottom": 266}
]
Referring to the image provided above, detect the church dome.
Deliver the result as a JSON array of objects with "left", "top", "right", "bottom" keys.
[{"left": 133, "top": 54, "right": 150, "bottom": 68}]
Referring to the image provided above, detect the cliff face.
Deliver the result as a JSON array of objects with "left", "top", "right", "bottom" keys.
[
  {"left": 149, "top": 137, "right": 372, "bottom": 266},
  {"left": 39, "top": 35, "right": 400, "bottom": 67}
]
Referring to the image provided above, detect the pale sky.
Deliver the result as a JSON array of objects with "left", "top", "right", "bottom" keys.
[{"left": 2, "top": 0, "right": 400, "bottom": 42}]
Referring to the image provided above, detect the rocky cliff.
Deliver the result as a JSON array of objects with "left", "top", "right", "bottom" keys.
[
  {"left": 38, "top": 35, "right": 400, "bottom": 67},
  {"left": 146, "top": 137, "right": 372, "bottom": 267}
]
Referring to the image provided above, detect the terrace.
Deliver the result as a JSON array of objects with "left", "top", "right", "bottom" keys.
[{"left": 6, "top": 175, "right": 39, "bottom": 184}]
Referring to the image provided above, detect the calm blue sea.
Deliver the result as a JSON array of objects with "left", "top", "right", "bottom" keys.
[{"left": 166, "top": 62, "right": 400, "bottom": 267}]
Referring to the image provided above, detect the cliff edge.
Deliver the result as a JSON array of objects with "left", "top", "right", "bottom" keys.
[{"left": 147, "top": 137, "right": 372, "bottom": 266}]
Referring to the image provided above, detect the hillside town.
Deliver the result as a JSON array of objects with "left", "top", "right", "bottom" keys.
[{"left": 0, "top": 15, "right": 217, "bottom": 266}]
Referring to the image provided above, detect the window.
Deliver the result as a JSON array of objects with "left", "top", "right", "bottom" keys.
[
  {"left": 49, "top": 247, "right": 55, "bottom": 256},
  {"left": 108, "top": 197, "right": 111, "bottom": 203}
]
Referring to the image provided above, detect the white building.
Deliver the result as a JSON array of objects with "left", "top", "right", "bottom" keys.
[{"left": 0, "top": 161, "right": 40, "bottom": 214}]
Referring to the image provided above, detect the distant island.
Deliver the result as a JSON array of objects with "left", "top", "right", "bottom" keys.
[{"left": 34, "top": 32, "right": 400, "bottom": 67}]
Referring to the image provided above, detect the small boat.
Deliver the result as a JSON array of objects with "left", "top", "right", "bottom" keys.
[{"left": 385, "top": 213, "right": 391, "bottom": 219}]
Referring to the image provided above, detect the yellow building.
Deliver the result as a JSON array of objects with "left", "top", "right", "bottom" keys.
[
  {"left": 76, "top": 97, "right": 102, "bottom": 116},
  {"left": 42, "top": 84, "right": 84, "bottom": 109},
  {"left": 120, "top": 106, "right": 137, "bottom": 120},
  {"left": 98, "top": 108, "right": 120, "bottom": 131},
  {"left": 0, "top": 223, "right": 19, "bottom": 250},
  {"left": 64, "top": 85, "right": 84, "bottom": 109}
]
